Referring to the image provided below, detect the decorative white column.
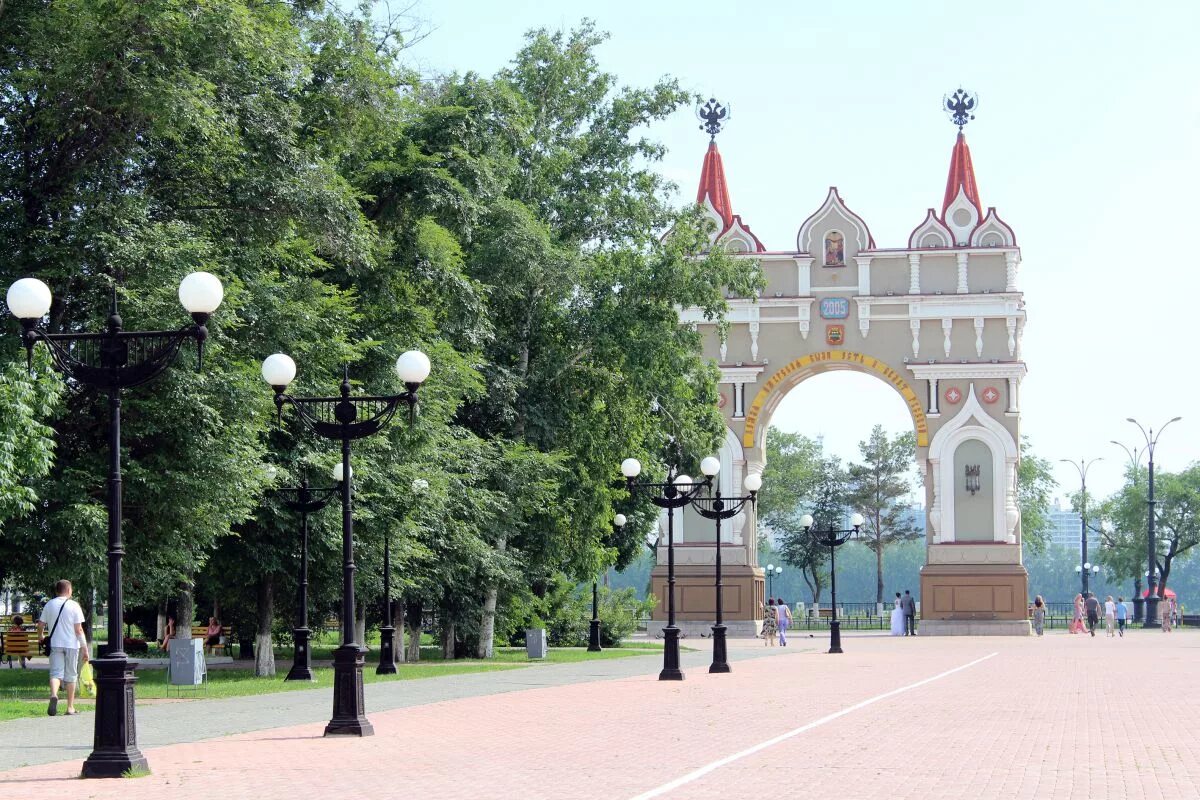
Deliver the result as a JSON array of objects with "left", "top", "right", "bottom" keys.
[
  {"left": 956, "top": 252, "right": 969, "bottom": 294},
  {"left": 908, "top": 253, "right": 921, "bottom": 295},
  {"left": 749, "top": 321, "right": 760, "bottom": 361},
  {"left": 795, "top": 256, "right": 813, "bottom": 296},
  {"left": 910, "top": 319, "right": 921, "bottom": 358},
  {"left": 929, "top": 379, "right": 940, "bottom": 414},
  {"left": 856, "top": 256, "right": 872, "bottom": 296},
  {"left": 1004, "top": 251, "right": 1019, "bottom": 292},
  {"left": 974, "top": 317, "right": 985, "bottom": 357},
  {"left": 1006, "top": 317, "right": 1017, "bottom": 357},
  {"left": 1006, "top": 377, "right": 1018, "bottom": 414},
  {"left": 942, "top": 318, "right": 953, "bottom": 357}
]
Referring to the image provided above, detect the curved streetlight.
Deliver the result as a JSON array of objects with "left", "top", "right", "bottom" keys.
[
  {"left": 802, "top": 512, "right": 865, "bottom": 654},
  {"left": 1127, "top": 417, "right": 1182, "bottom": 627},
  {"left": 588, "top": 513, "right": 626, "bottom": 653},
  {"left": 8, "top": 274, "right": 222, "bottom": 779},
  {"left": 1110, "top": 439, "right": 1146, "bottom": 621},
  {"left": 690, "top": 471, "right": 761, "bottom": 673},
  {"left": 621, "top": 453, "right": 718, "bottom": 680},
  {"left": 1059, "top": 458, "right": 1102, "bottom": 596},
  {"left": 263, "top": 350, "right": 430, "bottom": 735}
]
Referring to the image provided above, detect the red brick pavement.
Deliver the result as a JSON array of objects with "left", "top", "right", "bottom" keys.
[{"left": 3, "top": 631, "right": 1198, "bottom": 800}]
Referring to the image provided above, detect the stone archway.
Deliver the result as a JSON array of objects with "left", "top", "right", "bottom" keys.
[{"left": 653, "top": 119, "right": 1030, "bottom": 636}]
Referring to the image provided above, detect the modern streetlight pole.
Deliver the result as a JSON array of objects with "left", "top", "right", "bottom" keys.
[
  {"left": 262, "top": 351, "right": 431, "bottom": 735},
  {"left": 802, "top": 513, "right": 864, "bottom": 654},
  {"left": 621, "top": 455, "right": 720, "bottom": 681},
  {"left": 274, "top": 473, "right": 341, "bottom": 682},
  {"left": 1128, "top": 417, "right": 1182, "bottom": 628},
  {"left": 7, "top": 273, "right": 224, "bottom": 779},
  {"left": 588, "top": 514, "right": 625, "bottom": 653},
  {"left": 1059, "top": 458, "right": 1102, "bottom": 598},
  {"left": 766, "top": 563, "right": 775, "bottom": 598},
  {"left": 690, "top": 472, "right": 761, "bottom": 673},
  {"left": 1110, "top": 439, "right": 1145, "bottom": 622}
]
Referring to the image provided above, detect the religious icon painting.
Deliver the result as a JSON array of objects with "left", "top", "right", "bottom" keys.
[
  {"left": 824, "top": 231, "right": 845, "bottom": 266},
  {"left": 825, "top": 324, "right": 845, "bottom": 346}
]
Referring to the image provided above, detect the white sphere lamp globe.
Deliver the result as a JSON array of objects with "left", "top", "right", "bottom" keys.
[
  {"left": 614, "top": 513, "right": 627, "bottom": 528},
  {"left": 744, "top": 472, "right": 763, "bottom": 493},
  {"left": 850, "top": 512, "right": 865, "bottom": 528},
  {"left": 620, "top": 458, "right": 641, "bottom": 479},
  {"left": 178, "top": 272, "right": 224, "bottom": 315},
  {"left": 331, "top": 463, "right": 352, "bottom": 482},
  {"left": 395, "top": 350, "right": 431, "bottom": 385},
  {"left": 799, "top": 513, "right": 814, "bottom": 529},
  {"left": 6, "top": 278, "right": 52, "bottom": 320},
  {"left": 261, "top": 353, "right": 297, "bottom": 389},
  {"left": 700, "top": 456, "right": 721, "bottom": 477},
  {"left": 674, "top": 474, "right": 692, "bottom": 488}
]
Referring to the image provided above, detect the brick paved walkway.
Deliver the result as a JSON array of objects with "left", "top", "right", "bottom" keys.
[{"left": 2, "top": 630, "right": 1197, "bottom": 799}]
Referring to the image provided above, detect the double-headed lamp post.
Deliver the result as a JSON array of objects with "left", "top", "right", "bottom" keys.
[
  {"left": 801, "top": 512, "right": 864, "bottom": 654},
  {"left": 621, "top": 454, "right": 720, "bottom": 681},
  {"left": 1127, "top": 417, "right": 1182, "bottom": 628},
  {"left": 690, "top": 472, "right": 761, "bottom": 673},
  {"left": 7, "top": 273, "right": 223, "bottom": 779},
  {"left": 1110, "top": 439, "right": 1145, "bottom": 622},
  {"left": 1059, "top": 458, "right": 1102, "bottom": 597},
  {"left": 588, "top": 514, "right": 625, "bottom": 653},
  {"left": 262, "top": 350, "right": 430, "bottom": 736},
  {"left": 274, "top": 467, "right": 343, "bottom": 682}
]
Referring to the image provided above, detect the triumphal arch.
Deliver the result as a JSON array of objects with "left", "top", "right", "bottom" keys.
[{"left": 653, "top": 94, "right": 1030, "bottom": 636}]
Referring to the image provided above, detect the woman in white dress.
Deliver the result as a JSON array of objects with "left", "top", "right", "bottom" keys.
[{"left": 890, "top": 592, "right": 905, "bottom": 636}]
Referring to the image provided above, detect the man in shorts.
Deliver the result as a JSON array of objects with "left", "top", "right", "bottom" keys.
[
  {"left": 37, "top": 579, "right": 88, "bottom": 716},
  {"left": 1084, "top": 592, "right": 1101, "bottom": 638}
]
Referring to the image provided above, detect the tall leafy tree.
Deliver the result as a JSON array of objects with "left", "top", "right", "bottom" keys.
[
  {"left": 1017, "top": 436, "right": 1058, "bottom": 554},
  {"left": 846, "top": 426, "right": 919, "bottom": 605}
]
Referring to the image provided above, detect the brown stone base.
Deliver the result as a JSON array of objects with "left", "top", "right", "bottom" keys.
[
  {"left": 919, "top": 563, "right": 1029, "bottom": 626},
  {"left": 649, "top": 565, "right": 764, "bottom": 623}
]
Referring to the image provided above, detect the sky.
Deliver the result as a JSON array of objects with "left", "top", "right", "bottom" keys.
[{"left": 401, "top": 1, "right": 1200, "bottom": 501}]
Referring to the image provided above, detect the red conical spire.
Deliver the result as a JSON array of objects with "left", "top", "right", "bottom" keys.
[
  {"left": 696, "top": 141, "right": 734, "bottom": 228},
  {"left": 942, "top": 132, "right": 982, "bottom": 219}
]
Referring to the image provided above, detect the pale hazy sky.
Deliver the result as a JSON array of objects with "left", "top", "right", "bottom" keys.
[{"left": 404, "top": 1, "right": 1200, "bottom": 501}]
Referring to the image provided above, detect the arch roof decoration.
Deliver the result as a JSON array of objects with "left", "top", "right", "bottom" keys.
[
  {"left": 796, "top": 187, "right": 876, "bottom": 253},
  {"left": 941, "top": 132, "right": 982, "bottom": 221},
  {"left": 907, "top": 208, "right": 954, "bottom": 249},
  {"left": 696, "top": 141, "right": 734, "bottom": 229},
  {"left": 969, "top": 207, "right": 1017, "bottom": 248},
  {"left": 721, "top": 214, "right": 766, "bottom": 253}
]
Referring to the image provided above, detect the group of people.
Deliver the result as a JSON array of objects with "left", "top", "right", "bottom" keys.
[
  {"left": 157, "top": 615, "right": 223, "bottom": 653},
  {"left": 889, "top": 590, "right": 917, "bottom": 636},
  {"left": 1031, "top": 592, "right": 1183, "bottom": 637},
  {"left": 761, "top": 597, "right": 793, "bottom": 646}
]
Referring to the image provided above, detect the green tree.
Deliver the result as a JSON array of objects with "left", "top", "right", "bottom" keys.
[
  {"left": 846, "top": 425, "right": 919, "bottom": 605},
  {"left": 1018, "top": 436, "right": 1058, "bottom": 554}
]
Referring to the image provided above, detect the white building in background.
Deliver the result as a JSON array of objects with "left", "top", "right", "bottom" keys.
[{"left": 1047, "top": 498, "right": 1098, "bottom": 554}]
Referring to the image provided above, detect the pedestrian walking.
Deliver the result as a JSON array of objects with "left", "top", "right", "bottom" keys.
[
  {"left": 35, "top": 580, "right": 88, "bottom": 716},
  {"left": 1104, "top": 595, "right": 1117, "bottom": 637},
  {"left": 902, "top": 589, "right": 917, "bottom": 636},
  {"left": 775, "top": 597, "right": 792, "bottom": 646},
  {"left": 762, "top": 598, "right": 777, "bottom": 646},
  {"left": 1162, "top": 597, "right": 1173, "bottom": 632},
  {"left": 1075, "top": 592, "right": 1094, "bottom": 633},
  {"left": 1032, "top": 596, "right": 1046, "bottom": 636},
  {"left": 1115, "top": 596, "right": 1127, "bottom": 637},
  {"left": 1084, "top": 592, "right": 1100, "bottom": 637}
]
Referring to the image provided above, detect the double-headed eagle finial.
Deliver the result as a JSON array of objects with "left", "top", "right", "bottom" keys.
[
  {"left": 697, "top": 98, "right": 730, "bottom": 140},
  {"left": 944, "top": 87, "right": 978, "bottom": 131}
]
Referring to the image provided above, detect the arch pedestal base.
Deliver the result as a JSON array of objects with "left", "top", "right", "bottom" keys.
[{"left": 919, "top": 562, "right": 1029, "bottom": 635}]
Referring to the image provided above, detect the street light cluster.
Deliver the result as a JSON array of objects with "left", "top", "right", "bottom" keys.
[{"left": 6, "top": 274, "right": 432, "bottom": 771}]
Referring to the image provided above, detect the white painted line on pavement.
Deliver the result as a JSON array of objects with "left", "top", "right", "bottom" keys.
[{"left": 627, "top": 651, "right": 999, "bottom": 800}]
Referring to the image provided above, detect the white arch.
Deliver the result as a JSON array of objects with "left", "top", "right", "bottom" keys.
[{"left": 927, "top": 385, "right": 1019, "bottom": 544}]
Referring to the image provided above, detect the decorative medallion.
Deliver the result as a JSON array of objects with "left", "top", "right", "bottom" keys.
[
  {"left": 981, "top": 386, "right": 1000, "bottom": 405},
  {"left": 943, "top": 386, "right": 963, "bottom": 405},
  {"left": 819, "top": 297, "right": 850, "bottom": 319},
  {"left": 825, "top": 325, "right": 844, "bottom": 346}
]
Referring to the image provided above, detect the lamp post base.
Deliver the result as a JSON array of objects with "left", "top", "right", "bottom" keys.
[
  {"left": 709, "top": 624, "right": 731, "bottom": 673},
  {"left": 828, "top": 620, "right": 844, "bottom": 654},
  {"left": 658, "top": 625, "right": 684, "bottom": 681},
  {"left": 1143, "top": 597, "right": 1161, "bottom": 629},
  {"left": 285, "top": 627, "right": 315, "bottom": 682},
  {"left": 324, "top": 645, "right": 373, "bottom": 737},
  {"left": 376, "top": 625, "right": 397, "bottom": 675},
  {"left": 1132, "top": 597, "right": 1145, "bottom": 625},
  {"left": 81, "top": 657, "right": 149, "bottom": 778},
  {"left": 587, "top": 619, "right": 602, "bottom": 652}
]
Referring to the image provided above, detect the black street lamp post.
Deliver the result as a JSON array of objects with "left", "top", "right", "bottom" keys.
[
  {"left": 1128, "top": 417, "right": 1182, "bottom": 629},
  {"left": 262, "top": 351, "right": 430, "bottom": 735},
  {"left": 802, "top": 512, "right": 864, "bottom": 654},
  {"left": 7, "top": 273, "right": 224, "bottom": 779},
  {"left": 621, "top": 455, "right": 720, "bottom": 681},
  {"left": 1060, "top": 458, "right": 1102, "bottom": 598},
  {"left": 377, "top": 525, "right": 396, "bottom": 676},
  {"left": 690, "top": 472, "right": 761, "bottom": 673},
  {"left": 588, "top": 514, "right": 625, "bottom": 653},
  {"left": 274, "top": 474, "right": 341, "bottom": 682},
  {"left": 1111, "top": 440, "right": 1145, "bottom": 623}
]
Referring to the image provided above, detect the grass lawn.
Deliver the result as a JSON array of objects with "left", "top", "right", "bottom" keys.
[{"left": 0, "top": 643, "right": 662, "bottom": 722}]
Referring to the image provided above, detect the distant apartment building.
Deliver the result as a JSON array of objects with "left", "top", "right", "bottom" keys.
[{"left": 1047, "top": 498, "right": 1099, "bottom": 554}]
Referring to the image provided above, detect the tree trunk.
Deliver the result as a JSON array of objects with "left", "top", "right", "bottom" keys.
[
  {"left": 175, "top": 582, "right": 195, "bottom": 640},
  {"left": 440, "top": 618, "right": 455, "bottom": 660},
  {"left": 254, "top": 576, "right": 275, "bottom": 677},
  {"left": 875, "top": 545, "right": 884, "bottom": 606},
  {"left": 405, "top": 599, "right": 422, "bottom": 663},
  {"left": 476, "top": 534, "right": 507, "bottom": 658}
]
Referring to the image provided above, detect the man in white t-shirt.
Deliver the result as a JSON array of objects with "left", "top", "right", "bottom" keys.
[{"left": 37, "top": 579, "right": 88, "bottom": 716}]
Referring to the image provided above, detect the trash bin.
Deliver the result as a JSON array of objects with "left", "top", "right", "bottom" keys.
[{"left": 524, "top": 628, "right": 547, "bottom": 659}]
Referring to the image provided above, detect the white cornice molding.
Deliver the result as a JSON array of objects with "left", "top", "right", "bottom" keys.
[
  {"left": 907, "top": 362, "right": 1027, "bottom": 381},
  {"left": 719, "top": 365, "right": 766, "bottom": 384}
]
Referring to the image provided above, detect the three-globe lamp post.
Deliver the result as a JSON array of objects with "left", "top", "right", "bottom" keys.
[
  {"left": 261, "top": 349, "right": 430, "bottom": 735},
  {"left": 621, "top": 455, "right": 720, "bottom": 681},
  {"left": 7, "top": 272, "right": 224, "bottom": 779},
  {"left": 802, "top": 512, "right": 865, "bottom": 654},
  {"left": 1127, "top": 417, "right": 1182, "bottom": 628},
  {"left": 690, "top": 471, "right": 761, "bottom": 673}
]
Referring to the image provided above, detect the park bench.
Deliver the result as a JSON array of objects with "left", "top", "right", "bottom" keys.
[
  {"left": 2, "top": 628, "right": 36, "bottom": 667},
  {"left": 189, "top": 625, "right": 233, "bottom": 656}
]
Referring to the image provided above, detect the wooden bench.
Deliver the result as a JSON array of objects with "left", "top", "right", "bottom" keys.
[
  {"left": 2, "top": 629, "right": 36, "bottom": 667},
  {"left": 190, "top": 625, "right": 233, "bottom": 656}
]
